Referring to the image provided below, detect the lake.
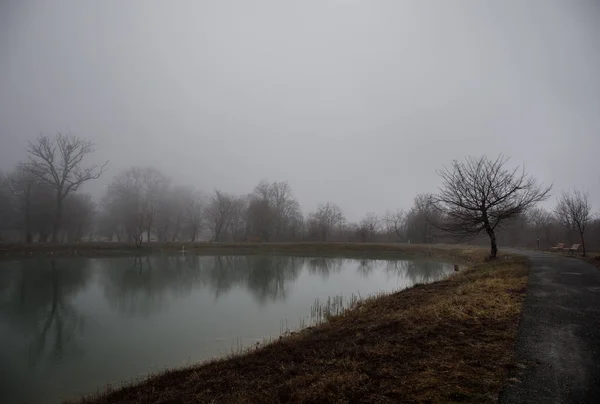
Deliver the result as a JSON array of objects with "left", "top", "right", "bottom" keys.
[{"left": 0, "top": 254, "right": 453, "bottom": 403}]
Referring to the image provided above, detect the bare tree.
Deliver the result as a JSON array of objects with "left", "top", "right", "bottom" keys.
[
  {"left": 206, "top": 189, "right": 235, "bottom": 241},
  {"left": 228, "top": 196, "right": 248, "bottom": 241},
  {"left": 246, "top": 195, "right": 273, "bottom": 241},
  {"left": 434, "top": 155, "right": 552, "bottom": 259},
  {"left": 527, "top": 207, "right": 553, "bottom": 230},
  {"left": 101, "top": 166, "right": 166, "bottom": 246},
  {"left": 155, "top": 185, "right": 189, "bottom": 242},
  {"left": 356, "top": 212, "right": 380, "bottom": 242},
  {"left": 102, "top": 168, "right": 145, "bottom": 245},
  {"left": 383, "top": 209, "right": 406, "bottom": 242},
  {"left": 288, "top": 212, "right": 304, "bottom": 241},
  {"left": 141, "top": 168, "right": 169, "bottom": 241},
  {"left": 23, "top": 133, "right": 108, "bottom": 242},
  {"left": 96, "top": 208, "right": 122, "bottom": 242},
  {"left": 7, "top": 167, "right": 39, "bottom": 242},
  {"left": 61, "top": 193, "right": 96, "bottom": 242},
  {"left": 526, "top": 206, "right": 556, "bottom": 249},
  {"left": 168, "top": 188, "right": 187, "bottom": 242},
  {"left": 555, "top": 190, "right": 592, "bottom": 256},
  {"left": 269, "top": 181, "right": 301, "bottom": 239},
  {"left": 246, "top": 182, "right": 275, "bottom": 241},
  {"left": 244, "top": 180, "right": 302, "bottom": 241},
  {"left": 308, "top": 203, "right": 344, "bottom": 241},
  {"left": 6, "top": 167, "right": 57, "bottom": 242},
  {"left": 182, "top": 188, "right": 205, "bottom": 242},
  {"left": 30, "top": 184, "right": 56, "bottom": 242},
  {"left": 405, "top": 194, "right": 440, "bottom": 244},
  {"left": 0, "top": 172, "right": 15, "bottom": 240}
]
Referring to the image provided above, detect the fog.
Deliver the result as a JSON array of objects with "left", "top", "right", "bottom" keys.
[{"left": 1, "top": 0, "right": 599, "bottom": 220}]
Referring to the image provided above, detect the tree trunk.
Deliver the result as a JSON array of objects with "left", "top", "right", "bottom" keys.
[
  {"left": 52, "top": 195, "right": 62, "bottom": 243},
  {"left": 486, "top": 227, "right": 498, "bottom": 259},
  {"left": 25, "top": 194, "right": 32, "bottom": 243},
  {"left": 395, "top": 230, "right": 402, "bottom": 242},
  {"left": 580, "top": 231, "right": 586, "bottom": 257}
]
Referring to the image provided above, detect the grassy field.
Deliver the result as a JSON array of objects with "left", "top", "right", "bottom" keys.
[{"left": 64, "top": 245, "right": 529, "bottom": 404}]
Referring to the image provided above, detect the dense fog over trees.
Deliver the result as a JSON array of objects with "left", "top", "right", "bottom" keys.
[
  {"left": 0, "top": 135, "right": 598, "bottom": 255},
  {"left": 1, "top": 1, "right": 599, "bottom": 225},
  {"left": 1, "top": 2, "right": 599, "bottom": 257}
]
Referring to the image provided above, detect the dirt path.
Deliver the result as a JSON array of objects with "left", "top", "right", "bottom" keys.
[{"left": 500, "top": 250, "right": 600, "bottom": 403}]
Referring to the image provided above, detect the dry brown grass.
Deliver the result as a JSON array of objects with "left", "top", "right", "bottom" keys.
[{"left": 72, "top": 250, "right": 528, "bottom": 404}]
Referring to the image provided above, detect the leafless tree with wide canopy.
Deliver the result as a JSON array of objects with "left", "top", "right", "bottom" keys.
[{"left": 434, "top": 155, "right": 552, "bottom": 259}]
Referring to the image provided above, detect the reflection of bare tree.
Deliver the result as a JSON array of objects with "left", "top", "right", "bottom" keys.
[
  {"left": 208, "top": 255, "right": 248, "bottom": 299},
  {"left": 102, "top": 254, "right": 204, "bottom": 316},
  {"left": 356, "top": 259, "right": 375, "bottom": 278},
  {"left": 101, "top": 254, "right": 306, "bottom": 314},
  {"left": 307, "top": 258, "right": 343, "bottom": 278},
  {"left": 0, "top": 259, "right": 89, "bottom": 367},
  {"left": 384, "top": 260, "right": 410, "bottom": 277},
  {"left": 245, "top": 256, "right": 304, "bottom": 303},
  {"left": 98, "top": 255, "right": 453, "bottom": 315},
  {"left": 385, "top": 260, "right": 452, "bottom": 284},
  {"left": 28, "top": 261, "right": 85, "bottom": 365},
  {"left": 205, "top": 255, "right": 305, "bottom": 303}
]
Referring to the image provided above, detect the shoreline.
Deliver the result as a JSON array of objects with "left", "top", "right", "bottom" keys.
[
  {"left": 0, "top": 241, "right": 486, "bottom": 263},
  {"left": 58, "top": 245, "right": 528, "bottom": 404}
]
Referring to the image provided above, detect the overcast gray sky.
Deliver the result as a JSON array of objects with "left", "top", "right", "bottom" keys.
[{"left": 1, "top": 0, "right": 599, "bottom": 220}]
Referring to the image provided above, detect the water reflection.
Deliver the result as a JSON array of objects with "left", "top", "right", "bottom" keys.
[
  {"left": 0, "top": 254, "right": 453, "bottom": 404},
  {"left": 101, "top": 255, "right": 306, "bottom": 312},
  {"left": 356, "top": 259, "right": 375, "bottom": 278},
  {"left": 384, "top": 260, "right": 450, "bottom": 284},
  {"left": 307, "top": 257, "right": 344, "bottom": 278},
  {"left": 0, "top": 259, "right": 90, "bottom": 403},
  {"left": 244, "top": 255, "right": 304, "bottom": 303},
  {"left": 0, "top": 259, "right": 89, "bottom": 366},
  {"left": 1, "top": 256, "right": 452, "bottom": 321},
  {"left": 101, "top": 255, "right": 202, "bottom": 316},
  {"left": 97, "top": 255, "right": 452, "bottom": 315}
]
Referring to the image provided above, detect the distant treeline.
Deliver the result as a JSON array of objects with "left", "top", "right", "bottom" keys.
[{"left": 0, "top": 133, "right": 597, "bottom": 254}]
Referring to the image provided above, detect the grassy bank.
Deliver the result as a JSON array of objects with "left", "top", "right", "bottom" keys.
[
  {"left": 72, "top": 247, "right": 528, "bottom": 404},
  {"left": 1, "top": 241, "right": 487, "bottom": 261}
]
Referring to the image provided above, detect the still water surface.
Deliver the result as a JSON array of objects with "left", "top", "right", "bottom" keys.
[{"left": 0, "top": 254, "right": 453, "bottom": 403}]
